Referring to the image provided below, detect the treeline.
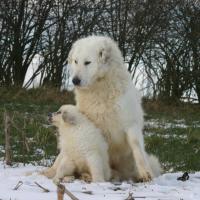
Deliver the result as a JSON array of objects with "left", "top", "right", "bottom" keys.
[{"left": 0, "top": 0, "right": 199, "bottom": 103}]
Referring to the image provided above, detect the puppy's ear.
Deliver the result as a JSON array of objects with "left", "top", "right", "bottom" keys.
[
  {"left": 62, "top": 111, "right": 76, "bottom": 125},
  {"left": 98, "top": 41, "right": 111, "bottom": 64},
  {"left": 67, "top": 45, "right": 75, "bottom": 64}
]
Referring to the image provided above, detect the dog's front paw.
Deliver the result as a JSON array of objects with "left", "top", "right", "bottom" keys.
[
  {"left": 135, "top": 170, "right": 152, "bottom": 182},
  {"left": 80, "top": 173, "right": 92, "bottom": 183}
]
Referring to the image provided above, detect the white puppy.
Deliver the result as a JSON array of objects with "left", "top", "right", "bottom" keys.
[
  {"left": 45, "top": 105, "right": 111, "bottom": 184},
  {"left": 68, "top": 36, "right": 161, "bottom": 182}
]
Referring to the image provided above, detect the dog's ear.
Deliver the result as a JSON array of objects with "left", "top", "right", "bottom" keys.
[
  {"left": 67, "top": 45, "right": 75, "bottom": 64},
  {"left": 62, "top": 111, "right": 76, "bottom": 125},
  {"left": 98, "top": 41, "right": 112, "bottom": 64}
]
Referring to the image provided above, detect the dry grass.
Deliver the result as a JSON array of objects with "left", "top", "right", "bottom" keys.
[
  {"left": 143, "top": 99, "right": 200, "bottom": 122},
  {"left": 0, "top": 87, "right": 75, "bottom": 105}
]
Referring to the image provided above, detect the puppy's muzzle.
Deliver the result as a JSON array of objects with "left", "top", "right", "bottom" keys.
[{"left": 48, "top": 112, "right": 53, "bottom": 123}]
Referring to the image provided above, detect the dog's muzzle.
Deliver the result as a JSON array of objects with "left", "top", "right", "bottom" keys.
[{"left": 72, "top": 76, "right": 81, "bottom": 86}]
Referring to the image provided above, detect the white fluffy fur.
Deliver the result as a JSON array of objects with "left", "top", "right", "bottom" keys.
[
  {"left": 68, "top": 36, "right": 161, "bottom": 181},
  {"left": 43, "top": 105, "right": 111, "bottom": 183}
]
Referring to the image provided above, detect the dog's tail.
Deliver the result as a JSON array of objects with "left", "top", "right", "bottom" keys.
[{"left": 147, "top": 154, "right": 162, "bottom": 177}]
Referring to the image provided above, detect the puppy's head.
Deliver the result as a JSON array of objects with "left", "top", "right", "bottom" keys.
[
  {"left": 48, "top": 105, "right": 77, "bottom": 127},
  {"left": 68, "top": 36, "right": 123, "bottom": 88}
]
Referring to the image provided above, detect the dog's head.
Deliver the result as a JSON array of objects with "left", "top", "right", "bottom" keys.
[
  {"left": 68, "top": 36, "right": 122, "bottom": 88},
  {"left": 48, "top": 105, "right": 77, "bottom": 127}
]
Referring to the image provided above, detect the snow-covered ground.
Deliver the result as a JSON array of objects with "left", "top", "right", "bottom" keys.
[
  {"left": 144, "top": 119, "right": 188, "bottom": 129},
  {"left": 0, "top": 162, "right": 200, "bottom": 200}
]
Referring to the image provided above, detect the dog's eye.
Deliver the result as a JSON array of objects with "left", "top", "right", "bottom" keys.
[
  {"left": 84, "top": 61, "right": 91, "bottom": 65},
  {"left": 75, "top": 60, "right": 78, "bottom": 64},
  {"left": 57, "top": 111, "right": 61, "bottom": 114}
]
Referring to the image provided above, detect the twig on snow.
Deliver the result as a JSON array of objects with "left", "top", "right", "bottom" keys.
[
  {"left": 125, "top": 192, "right": 147, "bottom": 199},
  {"left": 58, "top": 183, "right": 79, "bottom": 200},
  {"left": 34, "top": 181, "right": 50, "bottom": 192},
  {"left": 57, "top": 184, "right": 65, "bottom": 200},
  {"left": 125, "top": 192, "right": 135, "bottom": 200},
  {"left": 13, "top": 181, "right": 23, "bottom": 190}
]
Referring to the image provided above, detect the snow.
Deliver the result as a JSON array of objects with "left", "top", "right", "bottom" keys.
[
  {"left": 144, "top": 132, "right": 187, "bottom": 139},
  {"left": 0, "top": 162, "right": 200, "bottom": 200},
  {"left": 144, "top": 119, "right": 200, "bottom": 131},
  {"left": 144, "top": 119, "right": 188, "bottom": 129}
]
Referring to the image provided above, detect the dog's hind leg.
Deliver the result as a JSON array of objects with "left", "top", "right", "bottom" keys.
[
  {"left": 126, "top": 125, "right": 153, "bottom": 182},
  {"left": 40, "top": 153, "right": 63, "bottom": 178},
  {"left": 53, "top": 156, "right": 75, "bottom": 184}
]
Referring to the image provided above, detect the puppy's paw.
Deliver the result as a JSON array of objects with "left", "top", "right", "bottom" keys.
[
  {"left": 40, "top": 168, "right": 56, "bottom": 179},
  {"left": 53, "top": 177, "right": 61, "bottom": 185},
  {"left": 63, "top": 176, "right": 75, "bottom": 183}
]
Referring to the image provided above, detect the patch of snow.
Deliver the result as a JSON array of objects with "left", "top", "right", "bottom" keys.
[
  {"left": 145, "top": 119, "right": 188, "bottom": 129},
  {"left": 42, "top": 124, "right": 54, "bottom": 128},
  {"left": 144, "top": 132, "right": 187, "bottom": 139},
  {"left": 174, "top": 119, "right": 185, "bottom": 124},
  {"left": 30, "top": 157, "right": 55, "bottom": 167},
  {"left": 0, "top": 162, "right": 200, "bottom": 200},
  {"left": 192, "top": 121, "right": 200, "bottom": 128},
  {"left": 34, "top": 149, "right": 45, "bottom": 156},
  {"left": 0, "top": 145, "right": 5, "bottom": 154}
]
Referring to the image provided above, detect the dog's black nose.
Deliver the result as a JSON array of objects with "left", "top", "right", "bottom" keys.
[{"left": 72, "top": 77, "right": 81, "bottom": 86}]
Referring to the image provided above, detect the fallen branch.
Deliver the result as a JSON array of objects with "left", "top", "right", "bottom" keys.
[
  {"left": 125, "top": 192, "right": 135, "bottom": 200},
  {"left": 65, "top": 187, "right": 79, "bottom": 200},
  {"left": 34, "top": 181, "right": 50, "bottom": 192},
  {"left": 13, "top": 181, "right": 23, "bottom": 190},
  {"left": 57, "top": 184, "right": 65, "bottom": 200},
  {"left": 58, "top": 183, "right": 79, "bottom": 200},
  {"left": 125, "top": 192, "right": 147, "bottom": 199}
]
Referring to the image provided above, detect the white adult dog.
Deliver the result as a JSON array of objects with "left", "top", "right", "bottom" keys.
[
  {"left": 68, "top": 36, "right": 161, "bottom": 182},
  {"left": 44, "top": 105, "right": 111, "bottom": 183}
]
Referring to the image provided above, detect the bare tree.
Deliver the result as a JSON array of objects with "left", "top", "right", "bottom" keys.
[
  {"left": 24, "top": 0, "right": 106, "bottom": 88},
  {"left": 0, "top": 0, "right": 54, "bottom": 87},
  {"left": 0, "top": 0, "right": 199, "bottom": 103}
]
